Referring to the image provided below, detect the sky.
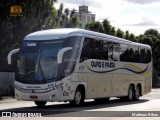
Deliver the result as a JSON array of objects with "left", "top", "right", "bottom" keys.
[{"left": 55, "top": 0, "right": 160, "bottom": 35}]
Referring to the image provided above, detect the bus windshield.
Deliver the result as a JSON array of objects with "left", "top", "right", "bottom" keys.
[{"left": 16, "top": 36, "right": 81, "bottom": 84}]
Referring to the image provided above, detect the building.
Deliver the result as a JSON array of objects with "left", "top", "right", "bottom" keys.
[{"left": 75, "top": 6, "right": 95, "bottom": 27}]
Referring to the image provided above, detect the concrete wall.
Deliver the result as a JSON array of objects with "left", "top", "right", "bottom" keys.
[{"left": 0, "top": 72, "right": 15, "bottom": 96}]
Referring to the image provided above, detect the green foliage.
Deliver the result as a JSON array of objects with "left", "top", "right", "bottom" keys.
[
  {"left": 116, "top": 28, "right": 124, "bottom": 38},
  {"left": 140, "top": 36, "right": 153, "bottom": 47},
  {"left": 102, "top": 19, "right": 111, "bottom": 34},
  {"left": 125, "top": 31, "right": 129, "bottom": 40},
  {"left": 85, "top": 22, "right": 105, "bottom": 33},
  {"left": 57, "top": 5, "right": 81, "bottom": 28},
  {"left": 152, "top": 41, "right": 160, "bottom": 70},
  {"left": 144, "top": 29, "right": 159, "bottom": 36},
  {"left": 129, "top": 33, "right": 137, "bottom": 42},
  {"left": 110, "top": 26, "right": 116, "bottom": 36}
]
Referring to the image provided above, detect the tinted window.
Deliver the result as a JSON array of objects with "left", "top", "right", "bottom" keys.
[
  {"left": 139, "top": 48, "right": 151, "bottom": 63},
  {"left": 94, "top": 40, "right": 103, "bottom": 59},
  {"left": 102, "top": 41, "right": 108, "bottom": 60},
  {"left": 80, "top": 37, "right": 151, "bottom": 63},
  {"left": 133, "top": 46, "right": 139, "bottom": 62},
  {"left": 120, "top": 44, "right": 151, "bottom": 63},
  {"left": 108, "top": 42, "right": 113, "bottom": 60},
  {"left": 80, "top": 38, "right": 104, "bottom": 62},
  {"left": 112, "top": 42, "right": 121, "bottom": 61},
  {"left": 120, "top": 45, "right": 138, "bottom": 62},
  {"left": 80, "top": 37, "right": 95, "bottom": 62},
  {"left": 146, "top": 49, "right": 151, "bottom": 63},
  {"left": 81, "top": 38, "right": 121, "bottom": 62},
  {"left": 120, "top": 44, "right": 128, "bottom": 62}
]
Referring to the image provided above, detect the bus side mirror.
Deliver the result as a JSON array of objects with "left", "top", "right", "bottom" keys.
[
  {"left": 7, "top": 48, "right": 20, "bottom": 65},
  {"left": 57, "top": 47, "right": 72, "bottom": 64}
]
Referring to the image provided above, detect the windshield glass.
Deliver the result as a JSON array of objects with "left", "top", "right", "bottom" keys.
[
  {"left": 36, "top": 41, "right": 63, "bottom": 81},
  {"left": 16, "top": 36, "right": 81, "bottom": 84},
  {"left": 17, "top": 42, "right": 39, "bottom": 83}
]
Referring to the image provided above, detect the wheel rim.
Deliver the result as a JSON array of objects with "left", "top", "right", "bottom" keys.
[{"left": 75, "top": 91, "right": 81, "bottom": 105}]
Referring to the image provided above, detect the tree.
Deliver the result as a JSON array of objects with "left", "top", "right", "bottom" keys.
[
  {"left": 70, "top": 9, "right": 76, "bottom": 18},
  {"left": 141, "top": 36, "right": 153, "bottom": 47},
  {"left": 144, "top": 29, "right": 159, "bottom": 36},
  {"left": 116, "top": 28, "right": 124, "bottom": 38},
  {"left": 64, "top": 8, "right": 69, "bottom": 18},
  {"left": 69, "top": 15, "right": 81, "bottom": 28},
  {"left": 57, "top": 3, "right": 64, "bottom": 27},
  {"left": 125, "top": 31, "right": 129, "bottom": 40},
  {"left": 110, "top": 26, "right": 116, "bottom": 36},
  {"left": 56, "top": 5, "right": 81, "bottom": 28},
  {"left": 153, "top": 41, "right": 160, "bottom": 69},
  {"left": 152, "top": 41, "right": 160, "bottom": 86},
  {"left": 85, "top": 22, "right": 105, "bottom": 33},
  {"left": 129, "top": 33, "right": 136, "bottom": 42},
  {"left": 102, "top": 19, "right": 111, "bottom": 34}
]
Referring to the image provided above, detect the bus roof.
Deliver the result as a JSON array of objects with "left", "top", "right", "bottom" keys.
[
  {"left": 24, "top": 28, "right": 84, "bottom": 40},
  {"left": 24, "top": 28, "right": 151, "bottom": 49}
]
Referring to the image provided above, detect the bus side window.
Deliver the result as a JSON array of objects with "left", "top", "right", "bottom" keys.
[
  {"left": 133, "top": 46, "right": 139, "bottom": 63},
  {"left": 139, "top": 48, "right": 151, "bottom": 63},
  {"left": 80, "top": 37, "right": 95, "bottom": 62},
  {"left": 108, "top": 42, "right": 120, "bottom": 61},
  {"left": 113, "top": 42, "right": 120, "bottom": 61},
  {"left": 102, "top": 41, "right": 108, "bottom": 60},
  {"left": 120, "top": 44, "right": 129, "bottom": 62},
  {"left": 146, "top": 49, "right": 151, "bottom": 63},
  {"left": 108, "top": 42, "right": 113, "bottom": 61},
  {"left": 139, "top": 48, "right": 146, "bottom": 63},
  {"left": 94, "top": 40, "right": 103, "bottom": 60}
]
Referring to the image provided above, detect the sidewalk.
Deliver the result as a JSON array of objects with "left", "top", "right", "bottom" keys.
[{"left": 0, "top": 96, "right": 16, "bottom": 103}]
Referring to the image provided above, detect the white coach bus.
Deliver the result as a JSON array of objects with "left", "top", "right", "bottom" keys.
[{"left": 8, "top": 28, "right": 152, "bottom": 107}]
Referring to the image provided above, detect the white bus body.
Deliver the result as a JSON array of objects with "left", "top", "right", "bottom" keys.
[{"left": 8, "top": 28, "right": 152, "bottom": 106}]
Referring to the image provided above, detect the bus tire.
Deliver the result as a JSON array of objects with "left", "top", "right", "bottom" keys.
[
  {"left": 70, "top": 88, "right": 84, "bottom": 106},
  {"left": 134, "top": 86, "right": 140, "bottom": 101},
  {"left": 34, "top": 101, "right": 47, "bottom": 107},
  {"left": 127, "top": 85, "right": 134, "bottom": 101}
]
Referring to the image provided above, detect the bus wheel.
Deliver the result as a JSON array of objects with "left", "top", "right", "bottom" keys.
[
  {"left": 128, "top": 85, "right": 134, "bottom": 101},
  {"left": 70, "top": 88, "right": 84, "bottom": 106},
  {"left": 34, "top": 101, "right": 47, "bottom": 107},
  {"left": 134, "top": 86, "right": 140, "bottom": 101}
]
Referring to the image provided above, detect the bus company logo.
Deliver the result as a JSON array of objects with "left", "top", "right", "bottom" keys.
[
  {"left": 2, "top": 112, "right": 11, "bottom": 117},
  {"left": 91, "top": 61, "right": 115, "bottom": 68},
  {"left": 10, "top": 5, "right": 23, "bottom": 16},
  {"left": 2, "top": 112, "right": 42, "bottom": 117}
]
